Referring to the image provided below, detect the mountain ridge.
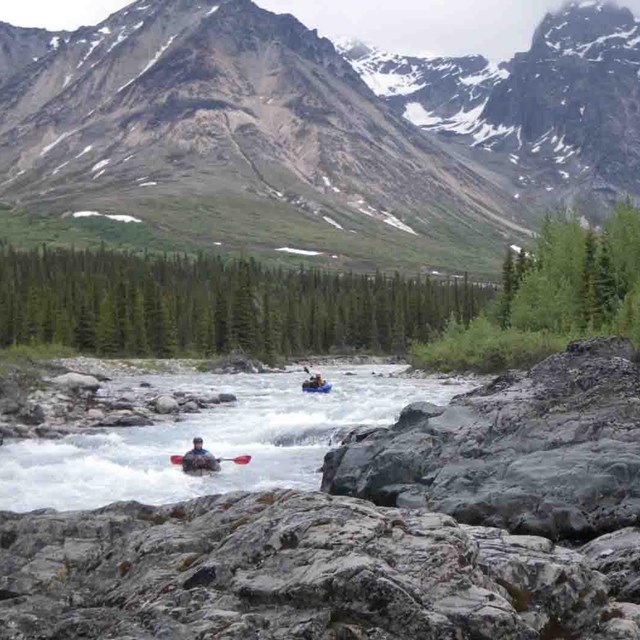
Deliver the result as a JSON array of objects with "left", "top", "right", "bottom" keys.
[
  {"left": 0, "top": 0, "right": 529, "bottom": 277},
  {"left": 340, "top": 1, "right": 640, "bottom": 220}
]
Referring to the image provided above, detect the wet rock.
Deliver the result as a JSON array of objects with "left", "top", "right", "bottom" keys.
[
  {"left": 582, "top": 528, "right": 640, "bottom": 603},
  {"left": 0, "top": 490, "right": 633, "bottom": 639},
  {"left": 322, "top": 337, "right": 640, "bottom": 541},
  {"left": 181, "top": 401, "right": 200, "bottom": 413},
  {"left": 51, "top": 373, "right": 101, "bottom": 392},
  {"left": 218, "top": 393, "right": 237, "bottom": 404},
  {"left": 154, "top": 396, "right": 179, "bottom": 414},
  {"left": 86, "top": 409, "right": 105, "bottom": 422},
  {"left": 96, "top": 413, "right": 154, "bottom": 428},
  {"left": 17, "top": 404, "right": 45, "bottom": 426},
  {"left": 139, "top": 382, "right": 152, "bottom": 388}
]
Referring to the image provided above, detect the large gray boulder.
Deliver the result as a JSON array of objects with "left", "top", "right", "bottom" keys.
[
  {"left": 322, "top": 337, "right": 640, "bottom": 541},
  {"left": 154, "top": 395, "right": 179, "bottom": 414},
  {"left": 51, "top": 373, "right": 100, "bottom": 392},
  {"left": 0, "top": 490, "right": 635, "bottom": 639}
]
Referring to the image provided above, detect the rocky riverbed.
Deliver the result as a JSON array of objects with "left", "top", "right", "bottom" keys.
[
  {"left": 0, "top": 360, "right": 237, "bottom": 441},
  {"left": 3, "top": 489, "right": 640, "bottom": 640}
]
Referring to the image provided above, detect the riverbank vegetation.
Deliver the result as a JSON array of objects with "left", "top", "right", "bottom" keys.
[
  {"left": 0, "top": 242, "right": 495, "bottom": 362},
  {"left": 411, "top": 202, "right": 640, "bottom": 372}
]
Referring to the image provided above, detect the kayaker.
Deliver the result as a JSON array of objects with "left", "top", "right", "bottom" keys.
[
  {"left": 314, "top": 374, "right": 325, "bottom": 388},
  {"left": 182, "top": 437, "right": 219, "bottom": 473}
]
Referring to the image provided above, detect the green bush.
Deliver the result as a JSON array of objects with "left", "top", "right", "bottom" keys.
[
  {"left": 409, "top": 316, "right": 574, "bottom": 374},
  {"left": 0, "top": 343, "right": 78, "bottom": 363}
]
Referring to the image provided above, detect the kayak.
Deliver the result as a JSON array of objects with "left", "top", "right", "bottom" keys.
[{"left": 303, "top": 383, "right": 333, "bottom": 394}]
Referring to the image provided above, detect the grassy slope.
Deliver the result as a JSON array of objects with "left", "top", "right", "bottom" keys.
[{"left": 0, "top": 189, "right": 514, "bottom": 277}]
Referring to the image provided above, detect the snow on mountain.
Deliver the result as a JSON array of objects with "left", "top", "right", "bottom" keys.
[{"left": 338, "top": 2, "right": 640, "bottom": 218}]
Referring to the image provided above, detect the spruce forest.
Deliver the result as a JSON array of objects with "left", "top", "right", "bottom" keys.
[{"left": 0, "top": 242, "right": 495, "bottom": 360}]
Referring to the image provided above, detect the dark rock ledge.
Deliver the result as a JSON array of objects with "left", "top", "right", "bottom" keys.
[{"left": 322, "top": 337, "right": 640, "bottom": 543}]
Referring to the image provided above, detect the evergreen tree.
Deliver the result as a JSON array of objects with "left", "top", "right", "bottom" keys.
[
  {"left": 499, "top": 248, "right": 515, "bottom": 329},
  {"left": 597, "top": 233, "right": 618, "bottom": 325},
  {"left": 580, "top": 229, "right": 600, "bottom": 329},
  {"left": 96, "top": 293, "right": 119, "bottom": 356}
]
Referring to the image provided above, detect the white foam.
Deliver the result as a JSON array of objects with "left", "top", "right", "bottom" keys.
[{"left": 0, "top": 367, "right": 481, "bottom": 513}]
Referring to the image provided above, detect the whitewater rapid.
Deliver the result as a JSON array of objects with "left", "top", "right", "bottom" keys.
[{"left": 0, "top": 365, "right": 481, "bottom": 513}]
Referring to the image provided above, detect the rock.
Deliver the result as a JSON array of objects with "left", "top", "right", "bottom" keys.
[
  {"left": 154, "top": 396, "right": 179, "bottom": 414},
  {"left": 17, "top": 404, "right": 45, "bottom": 426},
  {"left": 582, "top": 528, "right": 640, "bottom": 603},
  {"left": 139, "top": 382, "right": 152, "bottom": 388},
  {"left": 218, "top": 393, "right": 237, "bottom": 404},
  {"left": 181, "top": 401, "right": 200, "bottom": 413},
  {"left": 0, "top": 490, "right": 634, "bottom": 639},
  {"left": 113, "top": 399, "right": 135, "bottom": 411},
  {"left": 322, "top": 337, "right": 640, "bottom": 541},
  {"left": 207, "top": 352, "right": 266, "bottom": 374},
  {"left": 51, "top": 373, "right": 101, "bottom": 392},
  {"left": 86, "top": 409, "right": 105, "bottom": 421},
  {"left": 201, "top": 393, "right": 220, "bottom": 405},
  {"left": 97, "top": 413, "right": 154, "bottom": 428}
]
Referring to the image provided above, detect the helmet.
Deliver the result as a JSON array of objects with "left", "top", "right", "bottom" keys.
[{"left": 193, "top": 437, "right": 203, "bottom": 444}]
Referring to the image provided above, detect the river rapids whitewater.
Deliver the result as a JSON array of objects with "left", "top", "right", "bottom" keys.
[{"left": 0, "top": 365, "right": 481, "bottom": 513}]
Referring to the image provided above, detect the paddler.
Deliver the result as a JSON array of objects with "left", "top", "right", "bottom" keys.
[{"left": 182, "top": 437, "right": 220, "bottom": 473}]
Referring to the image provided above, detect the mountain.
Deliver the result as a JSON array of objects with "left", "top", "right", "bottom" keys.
[
  {"left": 340, "top": 1, "right": 640, "bottom": 221},
  {"left": 0, "top": 0, "right": 528, "bottom": 277}
]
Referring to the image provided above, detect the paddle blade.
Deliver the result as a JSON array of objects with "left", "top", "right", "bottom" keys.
[
  {"left": 170, "top": 455, "right": 184, "bottom": 465},
  {"left": 232, "top": 455, "right": 252, "bottom": 465}
]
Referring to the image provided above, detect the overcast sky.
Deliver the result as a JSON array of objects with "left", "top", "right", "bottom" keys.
[{"left": 2, "top": 0, "right": 640, "bottom": 60}]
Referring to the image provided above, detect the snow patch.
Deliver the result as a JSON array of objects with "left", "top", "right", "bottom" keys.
[
  {"left": 49, "top": 36, "right": 60, "bottom": 50},
  {"left": 72, "top": 211, "right": 142, "bottom": 223},
  {"left": 40, "top": 130, "right": 78, "bottom": 157},
  {"left": 323, "top": 216, "right": 344, "bottom": 230},
  {"left": 276, "top": 247, "right": 324, "bottom": 256},
  {"left": 139, "top": 182, "right": 158, "bottom": 187},
  {"left": 91, "top": 159, "right": 110, "bottom": 173},
  {"left": 75, "top": 146, "right": 93, "bottom": 159},
  {"left": 207, "top": 5, "right": 219, "bottom": 15}
]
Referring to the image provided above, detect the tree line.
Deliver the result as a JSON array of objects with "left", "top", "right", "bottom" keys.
[
  {"left": 498, "top": 202, "right": 640, "bottom": 340},
  {"left": 0, "top": 243, "right": 496, "bottom": 360}
]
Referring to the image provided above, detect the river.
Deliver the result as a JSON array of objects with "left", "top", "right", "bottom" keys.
[{"left": 0, "top": 365, "right": 481, "bottom": 513}]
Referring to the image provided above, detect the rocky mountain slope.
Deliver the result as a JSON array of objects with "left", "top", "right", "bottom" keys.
[
  {"left": 340, "top": 1, "right": 640, "bottom": 221},
  {"left": 0, "top": 0, "right": 528, "bottom": 276}
]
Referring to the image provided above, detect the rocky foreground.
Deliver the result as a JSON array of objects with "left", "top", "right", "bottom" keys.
[
  {"left": 322, "top": 337, "right": 640, "bottom": 543},
  {"left": 3, "top": 489, "right": 640, "bottom": 640}
]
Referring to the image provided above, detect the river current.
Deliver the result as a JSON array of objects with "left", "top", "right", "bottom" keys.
[{"left": 0, "top": 365, "right": 481, "bottom": 513}]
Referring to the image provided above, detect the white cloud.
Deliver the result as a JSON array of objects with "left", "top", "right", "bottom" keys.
[{"left": 2, "top": 0, "right": 640, "bottom": 60}]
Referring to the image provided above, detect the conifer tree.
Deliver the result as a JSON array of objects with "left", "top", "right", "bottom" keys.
[
  {"left": 96, "top": 293, "right": 119, "bottom": 356},
  {"left": 580, "top": 229, "right": 600, "bottom": 329},
  {"left": 499, "top": 248, "right": 515, "bottom": 329}
]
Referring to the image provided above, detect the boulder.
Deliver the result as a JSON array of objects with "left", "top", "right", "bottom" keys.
[
  {"left": 181, "top": 401, "right": 200, "bottom": 413},
  {"left": 154, "top": 396, "right": 179, "bottom": 414},
  {"left": 0, "top": 490, "right": 635, "bottom": 639},
  {"left": 322, "top": 337, "right": 640, "bottom": 541},
  {"left": 582, "top": 528, "right": 640, "bottom": 603},
  {"left": 218, "top": 393, "right": 237, "bottom": 404},
  {"left": 51, "top": 373, "right": 100, "bottom": 392},
  {"left": 97, "top": 413, "right": 154, "bottom": 428}
]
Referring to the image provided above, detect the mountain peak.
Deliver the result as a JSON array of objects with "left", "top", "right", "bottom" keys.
[{"left": 532, "top": 0, "right": 638, "bottom": 55}]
